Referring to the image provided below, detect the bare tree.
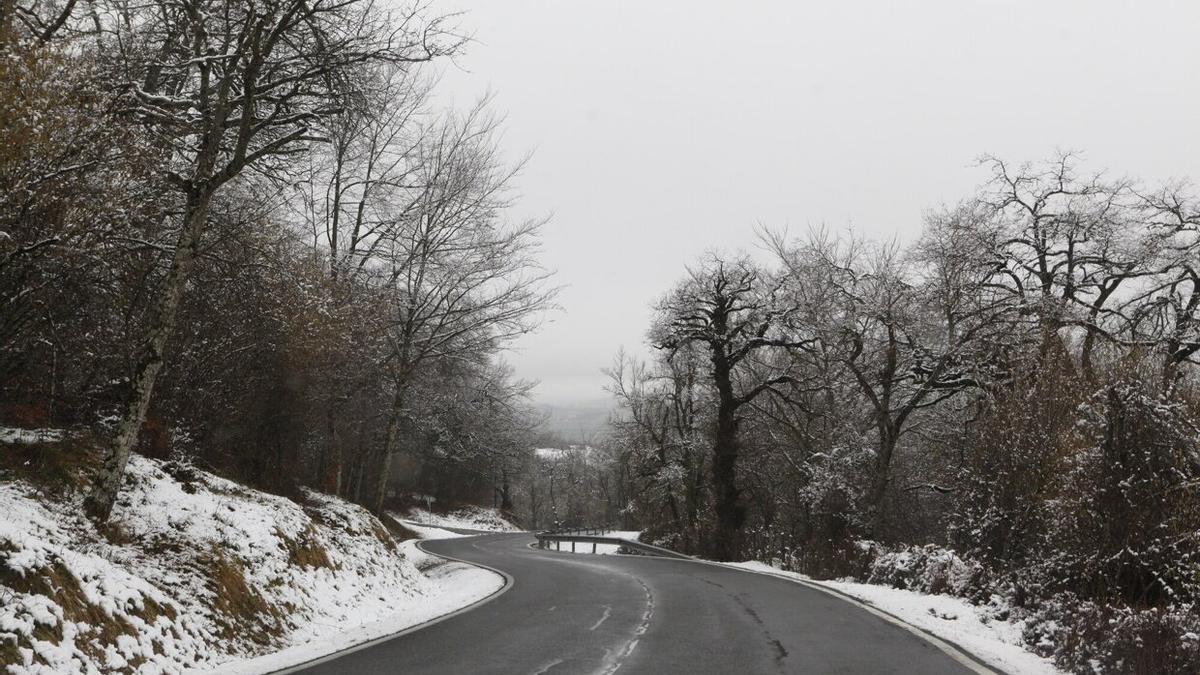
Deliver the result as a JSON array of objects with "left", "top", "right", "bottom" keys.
[
  {"left": 977, "top": 153, "right": 1149, "bottom": 380},
  {"left": 297, "top": 63, "right": 436, "bottom": 284},
  {"left": 1126, "top": 186, "right": 1200, "bottom": 391},
  {"left": 652, "top": 254, "right": 813, "bottom": 561},
  {"left": 366, "top": 103, "right": 557, "bottom": 514},
  {"left": 85, "top": 0, "right": 461, "bottom": 522},
  {"left": 772, "top": 232, "right": 986, "bottom": 535},
  {"left": 289, "top": 63, "right": 436, "bottom": 494},
  {"left": 606, "top": 347, "right": 706, "bottom": 542}
]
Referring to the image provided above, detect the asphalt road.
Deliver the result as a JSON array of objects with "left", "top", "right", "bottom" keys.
[{"left": 298, "top": 533, "right": 989, "bottom": 674}]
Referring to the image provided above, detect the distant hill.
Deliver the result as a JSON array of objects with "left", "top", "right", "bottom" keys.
[{"left": 536, "top": 399, "right": 615, "bottom": 443}]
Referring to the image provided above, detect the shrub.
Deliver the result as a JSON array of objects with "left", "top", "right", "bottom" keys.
[
  {"left": 866, "top": 544, "right": 987, "bottom": 597},
  {"left": 1023, "top": 595, "right": 1200, "bottom": 674}
]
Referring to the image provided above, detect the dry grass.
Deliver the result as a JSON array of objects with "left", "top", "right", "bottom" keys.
[
  {"left": 0, "top": 545, "right": 176, "bottom": 671},
  {"left": 382, "top": 516, "right": 419, "bottom": 543},
  {"left": 0, "top": 431, "right": 102, "bottom": 495},
  {"left": 372, "top": 520, "right": 400, "bottom": 550},
  {"left": 0, "top": 634, "right": 21, "bottom": 669},
  {"left": 276, "top": 524, "right": 334, "bottom": 569},
  {"left": 204, "top": 549, "right": 282, "bottom": 647}
]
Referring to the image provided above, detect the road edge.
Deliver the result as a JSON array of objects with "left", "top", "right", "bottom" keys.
[
  {"left": 534, "top": 537, "right": 1001, "bottom": 675},
  {"left": 700, "top": 559, "right": 1000, "bottom": 675},
  {"left": 268, "top": 537, "right": 515, "bottom": 674}
]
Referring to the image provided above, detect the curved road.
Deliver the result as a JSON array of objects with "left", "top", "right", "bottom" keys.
[{"left": 298, "top": 533, "right": 990, "bottom": 674}]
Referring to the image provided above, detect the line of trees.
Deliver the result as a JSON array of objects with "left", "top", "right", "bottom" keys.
[
  {"left": 1, "top": 0, "right": 552, "bottom": 519},
  {"left": 602, "top": 155, "right": 1200, "bottom": 671}
]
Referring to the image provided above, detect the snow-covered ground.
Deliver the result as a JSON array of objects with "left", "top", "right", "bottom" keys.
[
  {"left": 208, "top": 530, "right": 502, "bottom": 674},
  {"left": 396, "top": 521, "right": 471, "bottom": 541},
  {"left": 0, "top": 427, "right": 64, "bottom": 444},
  {"left": 0, "top": 449, "right": 503, "bottom": 674},
  {"left": 725, "top": 561, "right": 1063, "bottom": 675},
  {"left": 401, "top": 506, "right": 521, "bottom": 532}
]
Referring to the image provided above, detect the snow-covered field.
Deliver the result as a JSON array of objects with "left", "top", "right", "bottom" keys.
[
  {"left": 0, "top": 450, "right": 503, "bottom": 674},
  {"left": 401, "top": 506, "right": 521, "bottom": 532},
  {"left": 725, "top": 561, "right": 1063, "bottom": 675}
]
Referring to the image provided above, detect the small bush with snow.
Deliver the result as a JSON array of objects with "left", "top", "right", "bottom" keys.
[
  {"left": 866, "top": 544, "right": 987, "bottom": 598},
  {"left": 1021, "top": 595, "right": 1200, "bottom": 674}
]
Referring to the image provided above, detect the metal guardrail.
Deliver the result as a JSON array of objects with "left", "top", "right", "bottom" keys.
[
  {"left": 533, "top": 530, "right": 692, "bottom": 560},
  {"left": 539, "top": 525, "right": 614, "bottom": 537}
]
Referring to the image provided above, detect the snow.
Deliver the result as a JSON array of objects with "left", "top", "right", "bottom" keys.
[
  {"left": 401, "top": 506, "right": 521, "bottom": 532},
  {"left": 0, "top": 452, "right": 503, "bottom": 674},
  {"left": 534, "top": 445, "right": 597, "bottom": 460},
  {"left": 397, "top": 521, "right": 468, "bottom": 540},
  {"left": 725, "top": 561, "right": 1064, "bottom": 675},
  {"left": 205, "top": 539, "right": 502, "bottom": 674},
  {"left": 0, "top": 427, "right": 64, "bottom": 444}
]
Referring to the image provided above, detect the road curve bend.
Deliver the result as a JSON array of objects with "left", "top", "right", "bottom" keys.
[{"left": 298, "top": 532, "right": 993, "bottom": 674}]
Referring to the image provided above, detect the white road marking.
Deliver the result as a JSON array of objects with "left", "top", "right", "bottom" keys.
[
  {"left": 589, "top": 605, "right": 612, "bottom": 631},
  {"left": 599, "top": 580, "right": 653, "bottom": 674},
  {"left": 530, "top": 658, "right": 564, "bottom": 674}
]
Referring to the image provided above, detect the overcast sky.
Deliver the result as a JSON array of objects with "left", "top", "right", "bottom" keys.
[{"left": 431, "top": 0, "right": 1200, "bottom": 405}]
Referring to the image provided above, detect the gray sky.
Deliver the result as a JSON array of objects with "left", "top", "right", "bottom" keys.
[{"left": 432, "top": 0, "right": 1200, "bottom": 405}]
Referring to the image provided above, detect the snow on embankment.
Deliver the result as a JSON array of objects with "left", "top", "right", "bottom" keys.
[
  {"left": 0, "top": 444, "right": 501, "bottom": 674},
  {"left": 402, "top": 506, "right": 521, "bottom": 532},
  {"left": 215, "top": 525, "right": 502, "bottom": 675},
  {"left": 725, "top": 561, "right": 1063, "bottom": 675}
]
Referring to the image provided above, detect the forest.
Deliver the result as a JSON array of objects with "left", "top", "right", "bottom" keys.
[{"left": 1, "top": 0, "right": 550, "bottom": 521}]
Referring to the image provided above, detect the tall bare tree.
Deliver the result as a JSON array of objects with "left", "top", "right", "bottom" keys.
[
  {"left": 84, "top": 0, "right": 461, "bottom": 521},
  {"left": 291, "top": 63, "right": 435, "bottom": 494},
  {"left": 652, "top": 254, "right": 813, "bottom": 560},
  {"left": 367, "top": 102, "right": 556, "bottom": 514}
]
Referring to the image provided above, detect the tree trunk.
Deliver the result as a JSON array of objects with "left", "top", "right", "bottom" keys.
[
  {"left": 709, "top": 351, "right": 744, "bottom": 561},
  {"left": 321, "top": 402, "right": 342, "bottom": 494},
  {"left": 84, "top": 193, "right": 211, "bottom": 522},
  {"left": 866, "top": 423, "right": 898, "bottom": 537},
  {"left": 371, "top": 383, "right": 406, "bottom": 515},
  {"left": 500, "top": 467, "right": 514, "bottom": 512},
  {"left": 351, "top": 446, "right": 365, "bottom": 502},
  {"left": 527, "top": 481, "right": 538, "bottom": 530}
]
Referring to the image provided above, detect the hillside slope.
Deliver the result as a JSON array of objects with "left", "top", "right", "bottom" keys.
[
  {"left": 0, "top": 437, "right": 500, "bottom": 673},
  {"left": 400, "top": 506, "right": 522, "bottom": 532}
]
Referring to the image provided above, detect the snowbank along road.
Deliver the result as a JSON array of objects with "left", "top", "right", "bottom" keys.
[{"left": 296, "top": 532, "right": 994, "bottom": 674}]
